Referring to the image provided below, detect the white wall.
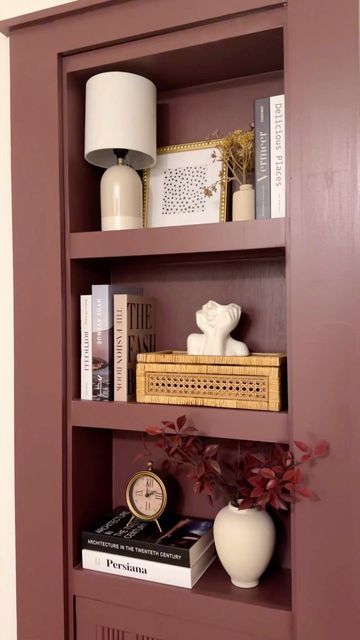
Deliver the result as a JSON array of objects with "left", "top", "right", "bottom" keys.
[{"left": 0, "top": 3, "right": 76, "bottom": 639}]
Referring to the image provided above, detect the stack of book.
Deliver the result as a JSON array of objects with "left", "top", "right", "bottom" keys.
[
  {"left": 80, "top": 284, "right": 156, "bottom": 401},
  {"left": 81, "top": 508, "right": 216, "bottom": 589},
  {"left": 255, "top": 93, "right": 285, "bottom": 219}
]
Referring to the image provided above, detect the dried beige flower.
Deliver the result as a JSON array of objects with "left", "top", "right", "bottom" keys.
[{"left": 204, "top": 126, "right": 255, "bottom": 197}]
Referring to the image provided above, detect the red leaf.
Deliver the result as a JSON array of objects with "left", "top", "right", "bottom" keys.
[
  {"left": 266, "top": 478, "right": 278, "bottom": 490},
  {"left": 205, "top": 459, "right": 222, "bottom": 475},
  {"left": 269, "top": 492, "right": 281, "bottom": 509},
  {"left": 238, "top": 498, "right": 253, "bottom": 509},
  {"left": 294, "top": 440, "right": 311, "bottom": 453},
  {"left": 273, "top": 465, "right": 284, "bottom": 475},
  {"left": 176, "top": 415, "right": 187, "bottom": 430},
  {"left": 299, "top": 453, "right": 311, "bottom": 463},
  {"left": 294, "top": 467, "right": 303, "bottom": 484},
  {"left": 196, "top": 461, "right": 205, "bottom": 478},
  {"left": 284, "top": 482, "right": 294, "bottom": 491},
  {"left": 250, "top": 486, "right": 264, "bottom": 498},
  {"left": 193, "top": 480, "right": 204, "bottom": 494},
  {"left": 257, "top": 493, "right": 270, "bottom": 509},
  {"left": 296, "top": 486, "right": 317, "bottom": 499},
  {"left": 283, "top": 451, "right": 293, "bottom": 467},
  {"left": 282, "top": 493, "right": 296, "bottom": 503},
  {"left": 283, "top": 469, "right": 295, "bottom": 482},
  {"left": 314, "top": 440, "right": 329, "bottom": 458},
  {"left": 181, "top": 426, "right": 198, "bottom": 435},
  {"left": 146, "top": 426, "right": 164, "bottom": 436},
  {"left": 203, "top": 481, "right": 215, "bottom": 497},
  {"left": 204, "top": 444, "right": 219, "bottom": 458},
  {"left": 269, "top": 492, "right": 288, "bottom": 510},
  {"left": 162, "top": 420, "right": 176, "bottom": 430},
  {"left": 260, "top": 468, "right": 276, "bottom": 479},
  {"left": 248, "top": 476, "right": 263, "bottom": 487}
]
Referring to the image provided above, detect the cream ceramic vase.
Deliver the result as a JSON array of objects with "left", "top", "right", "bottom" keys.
[
  {"left": 213, "top": 503, "right": 275, "bottom": 588},
  {"left": 232, "top": 184, "right": 255, "bottom": 221}
]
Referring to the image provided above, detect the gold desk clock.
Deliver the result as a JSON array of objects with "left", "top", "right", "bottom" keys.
[{"left": 126, "top": 461, "right": 167, "bottom": 532}]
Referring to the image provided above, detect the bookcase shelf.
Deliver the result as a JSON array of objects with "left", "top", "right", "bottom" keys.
[
  {"left": 72, "top": 561, "right": 292, "bottom": 640},
  {"left": 71, "top": 400, "right": 289, "bottom": 443},
  {"left": 10, "top": 1, "right": 358, "bottom": 639},
  {"left": 69, "top": 218, "right": 286, "bottom": 260}
]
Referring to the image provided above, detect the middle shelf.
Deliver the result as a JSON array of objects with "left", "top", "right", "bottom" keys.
[{"left": 71, "top": 400, "right": 289, "bottom": 443}]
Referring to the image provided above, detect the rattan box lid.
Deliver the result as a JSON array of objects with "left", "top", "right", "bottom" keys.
[{"left": 137, "top": 350, "right": 286, "bottom": 367}]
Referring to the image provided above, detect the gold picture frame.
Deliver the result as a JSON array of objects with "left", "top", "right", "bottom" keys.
[{"left": 143, "top": 140, "right": 228, "bottom": 228}]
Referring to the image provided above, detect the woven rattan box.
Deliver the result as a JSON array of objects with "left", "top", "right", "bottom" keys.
[{"left": 136, "top": 351, "right": 286, "bottom": 411}]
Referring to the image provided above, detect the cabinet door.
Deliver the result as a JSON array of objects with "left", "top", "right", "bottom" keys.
[{"left": 76, "top": 596, "right": 242, "bottom": 640}]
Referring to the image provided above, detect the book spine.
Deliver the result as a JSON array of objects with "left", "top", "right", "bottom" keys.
[
  {"left": 82, "top": 548, "right": 194, "bottom": 587},
  {"left": 255, "top": 97, "right": 271, "bottom": 219},
  {"left": 114, "top": 296, "right": 156, "bottom": 401},
  {"left": 80, "top": 295, "right": 92, "bottom": 400},
  {"left": 81, "top": 531, "right": 192, "bottom": 567},
  {"left": 114, "top": 295, "right": 128, "bottom": 402},
  {"left": 270, "top": 94, "right": 286, "bottom": 218},
  {"left": 92, "top": 285, "right": 113, "bottom": 401},
  {"left": 127, "top": 297, "right": 156, "bottom": 401}
]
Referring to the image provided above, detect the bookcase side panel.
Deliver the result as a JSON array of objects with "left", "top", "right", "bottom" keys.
[
  {"left": 10, "top": 30, "right": 67, "bottom": 640},
  {"left": 286, "top": 1, "right": 360, "bottom": 638}
]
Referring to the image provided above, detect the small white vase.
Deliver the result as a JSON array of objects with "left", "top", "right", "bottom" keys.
[
  {"left": 232, "top": 184, "right": 255, "bottom": 221},
  {"left": 213, "top": 503, "right": 275, "bottom": 588}
]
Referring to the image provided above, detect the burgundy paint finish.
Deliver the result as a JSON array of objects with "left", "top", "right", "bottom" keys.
[
  {"left": 65, "top": 45, "right": 283, "bottom": 233},
  {"left": 286, "top": 0, "right": 360, "bottom": 638},
  {"left": 10, "top": 30, "right": 67, "bottom": 640},
  {"left": 74, "top": 566, "right": 292, "bottom": 640},
  {"left": 71, "top": 427, "right": 113, "bottom": 565},
  {"left": 0, "top": 0, "right": 284, "bottom": 36},
  {"left": 8, "top": 0, "right": 360, "bottom": 639},
  {"left": 110, "top": 256, "right": 286, "bottom": 353},
  {"left": 69, "top": 218, "right": 286, "bottom": 256},
  {"left": 72, "top": 400, "right": 289, "bottom": 443}
]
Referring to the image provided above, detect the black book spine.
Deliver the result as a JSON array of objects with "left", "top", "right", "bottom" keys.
[
  {"left": 255, "top": 97, "right": 271, "bottom": 219},
  {"left": 81, "top": 532, "right": 191, "bottom": 568}
]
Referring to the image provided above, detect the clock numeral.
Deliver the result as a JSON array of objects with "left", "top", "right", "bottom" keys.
[
  {"left": 146, "top": 478, "right": 154, "bottom": 488},
  {"left": 145, "top": 501, "right": 151, "bottom": 511},
  {"left": 135, "top": 489, "right": 143, "bottom": 496},
  {"left": 155, "top": 492, "right": 162, "bottom": 500}
]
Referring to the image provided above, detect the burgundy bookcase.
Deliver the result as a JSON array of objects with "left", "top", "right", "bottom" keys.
[{"left": 2, "top": 0, "right": 360, "bottom": 638}]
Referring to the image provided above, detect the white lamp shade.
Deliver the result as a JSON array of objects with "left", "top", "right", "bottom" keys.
[{"left": 84, "top": 71, "right": 157, "bottom": 170}]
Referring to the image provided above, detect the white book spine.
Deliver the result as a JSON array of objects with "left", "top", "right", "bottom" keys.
[
  {"left": 80, "top": 295, "right": 92, "bottom": 400},
  {"left": 270, "top": 94, "right": 286, "bottom": 218},
  {"left": 82, "top": 543, "right": 215, "bottom": 589},
  {"left": 114, "top": 294, "right": 128, "bottom": 402}
]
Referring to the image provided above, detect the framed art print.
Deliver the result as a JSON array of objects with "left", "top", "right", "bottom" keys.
[{"left": 143, "top": 141, "right": 227, "bottom": 228}]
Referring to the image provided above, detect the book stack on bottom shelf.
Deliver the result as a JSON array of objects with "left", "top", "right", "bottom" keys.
[{"left": 81, "top": 508, "right": 215, "bottom": 589}]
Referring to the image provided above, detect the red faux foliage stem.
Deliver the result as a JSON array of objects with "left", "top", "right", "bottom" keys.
[{"left": 143, "top": 416, "right": 329, "bottom": 512}]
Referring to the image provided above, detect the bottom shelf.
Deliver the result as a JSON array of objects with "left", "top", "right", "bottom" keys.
[{"left": 72, "top": 560, "right": 292, "bottom": 640}]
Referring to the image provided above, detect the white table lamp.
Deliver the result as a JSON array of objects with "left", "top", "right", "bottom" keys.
[{"left": 84, "top": 71, "right": 157, "bottom": 230}]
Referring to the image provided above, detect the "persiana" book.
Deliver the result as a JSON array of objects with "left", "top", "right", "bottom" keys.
[{"left": 82, "top": 540, "right": 215, "bottom": 589}]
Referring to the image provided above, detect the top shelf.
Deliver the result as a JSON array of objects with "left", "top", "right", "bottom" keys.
[{"left": 69, "top": 219, "right": 285, "bottom": 260}]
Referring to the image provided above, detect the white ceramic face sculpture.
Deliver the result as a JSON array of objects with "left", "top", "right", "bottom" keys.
[{"left": 187, "top": 300, "right": 249, "bottom": 357}]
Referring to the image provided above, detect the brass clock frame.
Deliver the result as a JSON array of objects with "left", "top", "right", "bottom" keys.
[{"left": 125, "top": 462, "right": 167, "bottom": 532}]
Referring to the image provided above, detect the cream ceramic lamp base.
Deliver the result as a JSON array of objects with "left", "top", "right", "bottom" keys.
[{"left": 100, "top": 161, "right": 143, "bottom": 230}]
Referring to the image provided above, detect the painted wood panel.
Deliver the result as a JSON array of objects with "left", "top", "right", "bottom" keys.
[{"left": 286, "top": 0, "right": 360, "bottom": 638}]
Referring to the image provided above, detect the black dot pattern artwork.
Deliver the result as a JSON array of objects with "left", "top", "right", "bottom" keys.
[{"left": 162, "top": 165, "right": 207, "bottom": 216}]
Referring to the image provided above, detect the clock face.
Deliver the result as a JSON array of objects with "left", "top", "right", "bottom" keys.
[{"left": 127, "top": 471, "right": 167, "bottom": 520}]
